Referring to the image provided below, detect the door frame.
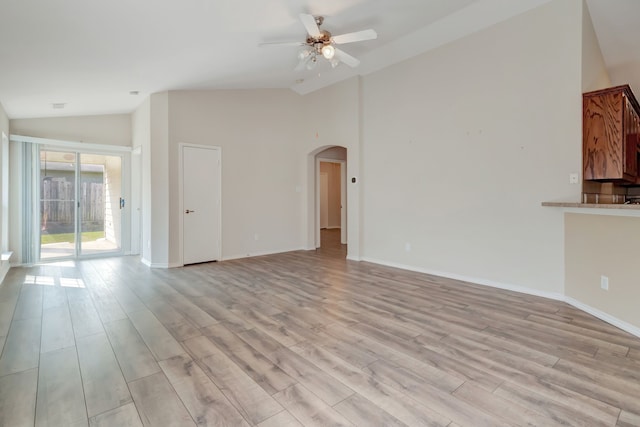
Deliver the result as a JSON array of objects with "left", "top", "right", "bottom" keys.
[
  {"left": 319, "top": 171, "right": 329, "bottom": 229},
  {"left": 315, "top": 157, "right": 347, "bottom": 248},
  {"left": 178, "top": 143, "right": 222, "bottom": 266},
  {"left": 37, "top": 147, "right": 129, "bottom": 261}
]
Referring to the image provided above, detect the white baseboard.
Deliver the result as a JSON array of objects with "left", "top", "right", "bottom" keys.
[
  {"left": 222, "top": 247, "right": 306, "bottom": 262},
  {"left": 564, "top": 297, "right": 640, "bottom": 339},
  {"left": 346, "top": 255, "right": 361, "bottom": 261},
  {"left": 141, "top": 258, "right": 170, "bottom": 268},
  {"left": 148, "top": 263, "right": 170, "bottom": 268},
  {"left": 360, "top": 257, "right": 565, "bottom": 301},
  {"left": 359, "top": 256, "right": 639, "bottom": 339},
  {"left": 149, "top": 264, "right": 168, "bottom": 268}
]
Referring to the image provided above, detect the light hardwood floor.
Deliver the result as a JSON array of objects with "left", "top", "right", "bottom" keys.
[{"left": 1, "top": 229, "right": 640, "bottom": 426}]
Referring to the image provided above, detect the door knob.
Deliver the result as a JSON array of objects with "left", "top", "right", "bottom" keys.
[{"left": 185, "top": 209, "right": 195, "bottom": 214}]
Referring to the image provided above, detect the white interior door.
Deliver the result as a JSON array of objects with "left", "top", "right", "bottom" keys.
[{"left": 182, "top": 145, "right": 221, "bottom": 265}]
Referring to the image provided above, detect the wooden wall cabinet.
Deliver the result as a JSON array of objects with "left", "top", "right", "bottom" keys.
[{"left": 583, "top": 85, "right": 640, "bottom": 183}]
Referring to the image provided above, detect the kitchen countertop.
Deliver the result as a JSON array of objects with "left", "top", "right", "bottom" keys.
[{"left": 542, "top": 201, "right": 640, "bottom": 209}]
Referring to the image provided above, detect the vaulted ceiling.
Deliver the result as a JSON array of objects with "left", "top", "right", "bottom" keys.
[{"left": 0, "top": 0, "right": 638, "bottom": 119}]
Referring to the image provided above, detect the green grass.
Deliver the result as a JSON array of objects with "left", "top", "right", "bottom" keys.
[{"left": 41, "top": 231, "right": 105, "bottom": 245}]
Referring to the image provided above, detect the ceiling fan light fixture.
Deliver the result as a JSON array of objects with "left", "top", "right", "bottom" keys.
[
  {"left": 264, "top": 14, "right": 375, "bottom": 71},
  {"left": 298, "top": 49, "right": 311, "bottom": 60},
  {"left": 321, "top": 44, "right": 335, "bottom": 59},
  {"left": 306, "top": 55, "right": 318, "bottom": 70}
]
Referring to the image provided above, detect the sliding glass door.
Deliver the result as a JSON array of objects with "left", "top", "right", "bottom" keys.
[
  {"left": 39, "top": 149, "right": 123, "bottom": 260},
  {"left": 78, "top": 153, "right": 122, "bottom": 256},
  {"left": 40, "top": 151, "right": 76, "bottom": 259}
]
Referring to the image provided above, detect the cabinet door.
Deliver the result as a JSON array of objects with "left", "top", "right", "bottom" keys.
[
  {"left": 633, "top": 106, "right": 640, "bottom": 184},
  {"left": 624, "top": 96, "right": 637, "bottom": 178},
  {"left": 583, "top": 91, "right": 624, "bottom": 180}
]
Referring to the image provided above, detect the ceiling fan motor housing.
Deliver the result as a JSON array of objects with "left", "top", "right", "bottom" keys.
[{"left": 307, "top": 30, "right": 332, "bottom": 48}]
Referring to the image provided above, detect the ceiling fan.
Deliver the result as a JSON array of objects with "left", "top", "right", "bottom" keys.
[{"left": 262, "top": 14, "right": 377, "bottom": 71}]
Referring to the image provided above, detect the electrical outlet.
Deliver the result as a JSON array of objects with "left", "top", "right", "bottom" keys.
[
  {"left": 600, "top": 275, "right": 609, "bottom": 290},
  {"left": 569, "top": 173, "right": 579, "bottom": 184},
  {"left": 254, "top": 233, "right": 259, "bottom": 241},
  {"left": 405, "top": 242, "right": 411, "bottom": 252}
]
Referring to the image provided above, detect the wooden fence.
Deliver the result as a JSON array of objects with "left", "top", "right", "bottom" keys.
[{"left": 41, "top": 178, "right": 104, "bottom": 226}]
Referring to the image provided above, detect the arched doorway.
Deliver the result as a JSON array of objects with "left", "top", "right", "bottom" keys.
[
  {"left": 305, "top": 144, "right": 359, "bottom": 260},
  {"left": 305, "top": 145, "right": 347, "bottom": 254},
  {"left": 316, "top": 148, "right": 346, "bottom": 251}
]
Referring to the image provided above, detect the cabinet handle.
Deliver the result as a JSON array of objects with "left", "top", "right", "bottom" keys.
[{"left": 185, "top": 209, "right": 195, "bottom": 214}]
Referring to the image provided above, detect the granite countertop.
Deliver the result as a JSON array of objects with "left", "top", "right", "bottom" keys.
[{"left": 542, "top": 201, "right": 640, "bottom": 210}]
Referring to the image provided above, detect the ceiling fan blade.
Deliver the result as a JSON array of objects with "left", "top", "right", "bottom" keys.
[
  {"left": 259, "top": 41, "right": 306, "bottom": 47},
  {"left": 300, "top": 13, "right": 321, "bottom": 38},
  {"left": 331, "top": 29, "right": 377, "bottom": 45},
  {"left": 334, "top": 48, "right": 360, "bottom": 68}
]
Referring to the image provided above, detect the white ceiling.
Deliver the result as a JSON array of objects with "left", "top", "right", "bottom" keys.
[{"left": 0, "top": 0, "right": 637, "bottom": 119}]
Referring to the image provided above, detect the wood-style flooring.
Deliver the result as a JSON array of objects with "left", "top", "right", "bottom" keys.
[{"left": 1, "top": 229, "right": 640, "bottom": 426}]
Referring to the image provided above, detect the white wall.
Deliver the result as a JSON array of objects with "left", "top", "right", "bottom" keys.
[
  {"left": 167, "top": 89, "right": 306, "bottom": 263},
  {"left": 0, "top": 103, "right": 9, "bottom": 281},
  {"left": 301, "top": 78, "right": 361, "bottom": 258},
  {"left": 582, "top": 1, "right": 611, "bottom": 92},
  {"left": 10, "top": 114, "right": 131, "bottom": 146},
  {"left": 141, "top": 82, "right": 362, "bottom": 265},
  {"left": 565, "top": 213, "right": 640, "bottom": 331},
  {"left": 149, "top": 93, "right": 170, "bottom": 267},
  {"left": 132, "top": 98, "right": 150, "bottom": 262},
  {"left": 131, "top": 80, "right": 361, "bottom": 266},
  {"left": 360, "top": 0, "right": 583, "bottom": 294},
  {"left": 130, "top": 149, "right": 142, "bottom": 256},
  {"left": 130, "top": 93, "right": 170, "bottom": 267},
  {"left": 317, "top": 146, "right": 347, "bottom": 161},
  {"left": 0, "top": 104, "right": 7, "bottom": 136},
  {"left": 0, "top": 103, "right": 9, "bottom": 253},
  {"left": 1, "top": 133, "right": 8, "bottom": 254}
]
